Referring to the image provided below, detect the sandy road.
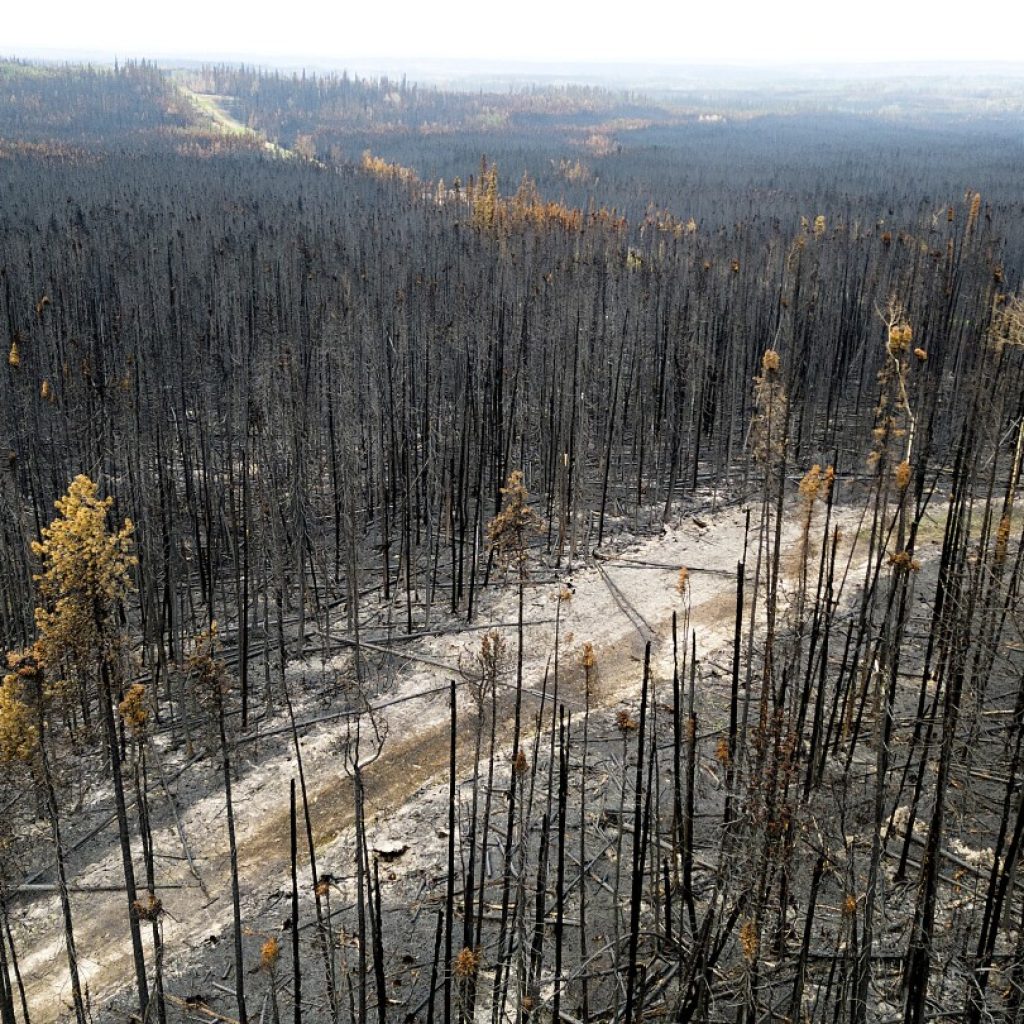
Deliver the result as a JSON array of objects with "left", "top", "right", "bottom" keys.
[
  {"left": 178, "top": 86, "right": 295, "bottom": 159},
  {"left": 16, "top": 500, "right": 866, "bottom": 1020}
]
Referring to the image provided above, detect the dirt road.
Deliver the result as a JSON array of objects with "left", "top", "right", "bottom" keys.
[{"left": 14, "top": 499, "right": 867, "bottom": 1020}]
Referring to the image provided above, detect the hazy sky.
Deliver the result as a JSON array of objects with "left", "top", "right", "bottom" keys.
[{"left": 6, "top": 0, "right": 1024, "bottom": 66}]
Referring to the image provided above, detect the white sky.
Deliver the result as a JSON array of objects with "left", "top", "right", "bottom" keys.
[{"left": 5, "top": 0, "right": 1024, "bottom": 67}]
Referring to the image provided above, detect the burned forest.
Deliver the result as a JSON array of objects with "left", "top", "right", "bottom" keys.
[{"left": 1, "top": 57, "right": 1024, "bottom": 1024}]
